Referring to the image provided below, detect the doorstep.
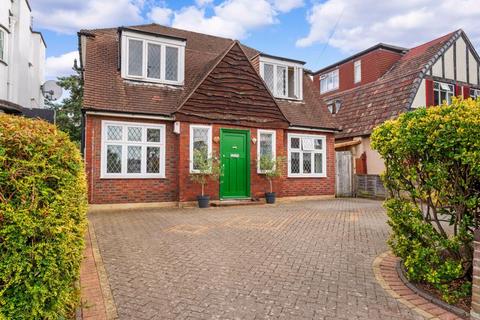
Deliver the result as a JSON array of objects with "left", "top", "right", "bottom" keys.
[{"left": 210, "top": 198, "right": 264, "bottom": 207}]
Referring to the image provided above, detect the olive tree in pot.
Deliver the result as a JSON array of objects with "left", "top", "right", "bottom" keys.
[
  {"left": 190, "top": 147, "right": 221, "bottom": 208},
  {"left": 259, "top": 155, "right": 285, "bottom": 204}
]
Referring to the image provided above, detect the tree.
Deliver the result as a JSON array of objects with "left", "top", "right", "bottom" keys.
[
  {"left": 46, "top": 61, "right": 83, "bottom": 144},
  {"left": 371, "top": 98, "right": 480, "bottom": 303},
  {"left": 189, "top": 147, "right": 221, "bottom": 197},
  {"left": 259, "top": 155, "right": 285, "bottom": 193}
]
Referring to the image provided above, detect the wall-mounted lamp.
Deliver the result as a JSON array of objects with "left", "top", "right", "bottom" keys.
[
  {"left": 251, "top": 137, "right": 257, "bottom": 144},
  {"left": 213, "top": 136, "right": 220, "bottom": 143}
]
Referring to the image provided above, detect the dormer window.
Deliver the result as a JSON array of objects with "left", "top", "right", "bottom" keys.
[
  {"left": 320, "top": 69, "right": 339, "bottom": 94},
  {"left": 259, "top": 56, "right": 303, "bottom": 100},
  {"left": 327, "top": 100, "right": 341, "bottom": 114},
  {"left": 121, "top": 30, "right": 185, "bottom": 85}
]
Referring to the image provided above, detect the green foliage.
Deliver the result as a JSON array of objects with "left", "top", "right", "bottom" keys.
[
  {"left": 190, "top": 147, "right": 221, "bottom": 196},
  {"left": 259, "top": 155, "right": 285, "bottom": 193},
  {"left": 371, "top": 98, "right": 480, "bottom": 303},
  {"left": 0, "top": 114, "right": 88, "bottom": 319},
  {"left": 46, "top": 65, "right": 83, "bottom": 144}
]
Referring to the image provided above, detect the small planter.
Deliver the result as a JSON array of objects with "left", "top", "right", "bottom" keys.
[
  {"left": 197, "top": 195, "right": 210, "bottom": 208},
  {"left": 265, "top": 192, "right": 276, "bottom": 204}
]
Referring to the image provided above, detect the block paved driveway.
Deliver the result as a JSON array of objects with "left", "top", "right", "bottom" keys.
[{"left": 89, "top": 198, "right": 425, "bottom": 320}]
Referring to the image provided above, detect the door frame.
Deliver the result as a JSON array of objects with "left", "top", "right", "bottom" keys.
[{"left": 219, "top": 128, "right": 251, "bottom": 200}]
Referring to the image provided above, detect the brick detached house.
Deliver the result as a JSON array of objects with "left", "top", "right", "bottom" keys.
[
  {"left": 78, "top": 24, "right": 338, "bottom": 205},
  {"left": 312, "top": 30, "right": 480, "bottom": 197}
]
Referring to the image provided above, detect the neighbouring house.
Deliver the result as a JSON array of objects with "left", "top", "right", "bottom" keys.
[
  {"left": 313, "top": 30, "right": 480, "bottom": 197},
  {"left": 78, "top": 24, "right": 339, "bottom": 205},
  {"left": 0, "top": 0, "right": 54, "bottom": 122}
]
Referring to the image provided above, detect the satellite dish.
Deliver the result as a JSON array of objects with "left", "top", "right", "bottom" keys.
[{"left": 41, "top": 80, "right": 63, "bottom": 101}]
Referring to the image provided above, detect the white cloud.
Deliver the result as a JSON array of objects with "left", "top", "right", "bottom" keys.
[
  {"left": 297, "top": 0, "right": 480, "bottom": 52},
  {"left": 171, "top": 0, "right": 278, "bottom": 39},
  {"left": 195, "top": 0, "right": 214, "bottom": 6},
  {"left": 45, "top": 51, "right": 79, "bottom": 79},
  {"left": 31, "top": 0, "right": 143, "bottom": 34},
  {"left": 147, "top": 6, "right": 173, "bottom": 25},
  {"left": 273, "top": 0, "right": 304, "bottom": 12}
]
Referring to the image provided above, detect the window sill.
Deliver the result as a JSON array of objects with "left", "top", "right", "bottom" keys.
[
  {"left": 100, "top": 174, "right": 166, "bottom": 179},
  {"left": 287, "top": 174, "right": 327, "bottom": 178},
  {"left": 273, "top": 96, "right": 302, "bottom": 102},
  {"left": 122, "top": 76, "right": 183, "bottom": 86}
]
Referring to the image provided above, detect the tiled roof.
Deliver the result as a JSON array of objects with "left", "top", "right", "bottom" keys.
[
  {"left": 325, "top": 30, "right": 460, "bottom": 139},
  {"left": 81, "top": 23, "right": 337, "bottom": 130}
]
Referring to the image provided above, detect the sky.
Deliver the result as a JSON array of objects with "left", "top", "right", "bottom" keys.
[{"left": 30, "top": 0, "right": 480, "bottom": 81}]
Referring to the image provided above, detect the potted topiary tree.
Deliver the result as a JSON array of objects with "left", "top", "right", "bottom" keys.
[
  {"left": 190, "top": 147, "right": 221, "bottom": 208},
  {"left": 259, "top": 155, "right": 284, "bottom": 204}
]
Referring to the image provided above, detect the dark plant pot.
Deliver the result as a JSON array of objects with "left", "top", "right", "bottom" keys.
[
  {"left": 265, "top": 192, "right": 276, "bottom": 204},
  {"left": 197, "top": 195, "right": 210, "bottom": 208}
]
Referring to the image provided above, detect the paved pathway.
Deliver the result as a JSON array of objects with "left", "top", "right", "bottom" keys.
[{"left": 89, "top": 198, "right": 425, "bottom": 319}]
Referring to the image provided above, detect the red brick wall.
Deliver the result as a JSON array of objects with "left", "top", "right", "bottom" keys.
[
  {"left": 86, "top": 116, "right": 335, "bottom": 204},
  {"left": 178, "top": 122, "right": 287, "bottom": 202},
  {"left": 85, "top": 114, "right": 179, "bottom": 204},
  {"left": 280, "top": 129, "right": 336, "bottom": 197},
  {"left": 314, "top": 49, "right": 403, "bottom": 97}
]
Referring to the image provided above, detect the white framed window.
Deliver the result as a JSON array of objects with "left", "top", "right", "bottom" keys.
[
  {"left": 433, "top": 81, "right": 454, "bottom": 105},
  {"left": 320, "top": 69, "right": 339, "bottom": 94},
  {"left": 257, "top": 129, "right": 276, "bottom": 173},
  {"left": 0, "top": 29, "right": 6, "bottom": 62},
  {"left": 189, "top": 124, "right": 213, "bottom": 173},
  {"left": 259, "top": 56, "right": 303, "bottom": 100},
  {"left": 101, "top": 120, "right": 166, "bottom": 179},
  {"left": 470, "top": 88, "right": 480, "bottom": 99},
  {"left": 121, "top": 30, "right": 185, "bottom": 85},
  {"left": 354, "top": 60, "right": 361, "bottom": 84},
  {"left": 287, "top": 133, "right": 327, "bottom": 178}
]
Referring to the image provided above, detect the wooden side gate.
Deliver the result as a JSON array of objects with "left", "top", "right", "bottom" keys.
[{"left": 335, "top": 151, "right": 354, "bottom": 197}]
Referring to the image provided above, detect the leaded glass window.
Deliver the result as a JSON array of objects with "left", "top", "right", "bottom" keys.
[
  {"left": 288, "top": 134, "right": 326, "bottom": 177},
  {"left": 128, "top": 127, "right": 142, "bottom": 142},
  {"left": 190, "top": 125, "right": 212, "bottom": 172},
  {"left": 263, "top": 63, "right": 274, "bottom": 93},
  {"left": 102, "top": 122, "right": 165, "bottom": 178},
  {"left": 147, "top": 147, "right": 160, "bottom": 173},
  {"left": 260, "top": 60, "right": 302, "bottom": 99},
  {"left": 107, "top": 126, "right": 122, "bottom": 141},
  {"left": 107, "top": 145, "right": 122, "bottom": 173},
  {"left": 191, "top": 126, "right": 211, "bottom": 171},
  {"left": 123, "top": 34, "right": 184, "bottom": 84},
  {"left": 147, "top": 43, "right": 161, "bottom": 79},
  {"left": 127, "top": 146, "right": 142, "bottom": 173},
  {"left": 258, "top": 130, "right": 276, "bottom": 173},
  {"left": 128, "top": 39, "right": 143, "bottom": 76},
  {"left": 277, "top": 66, "right": 287, "bottom": 97},
  {"left": 165, "top": 46, "right": 178, "bottom": 81}
]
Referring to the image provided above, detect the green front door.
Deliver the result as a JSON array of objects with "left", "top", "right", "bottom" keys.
[{"left": 220, "top": 129, "right": 250, "bottom": 199}]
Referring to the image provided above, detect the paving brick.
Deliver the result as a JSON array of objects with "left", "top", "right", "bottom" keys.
[{"left": 89, "top": 198, "right": 427, "bottom": 319}]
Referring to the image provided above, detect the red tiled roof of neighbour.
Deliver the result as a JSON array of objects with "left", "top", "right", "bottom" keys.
[
  {"left": 80, "top": 23, "right": 338, "bottom": 131},
  {"left": 325, "top": 30, "right": 461, "bottom": 139}
]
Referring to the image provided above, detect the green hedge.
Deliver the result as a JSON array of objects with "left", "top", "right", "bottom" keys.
[
  {"left": 0, "top": 114, "right": 87, "bottom": 319},
  {"left": 371, "top": 98, "right": 480, "bottom": 303}
]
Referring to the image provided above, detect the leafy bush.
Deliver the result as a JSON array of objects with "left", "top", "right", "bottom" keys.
[
  {"left": 259, "top": 155, "right": 285, "bottom": 193},
  {"left": 371, "top": 98, "right": 480, "bottom": 303},
  {"left": 190, "top": 147, "right": 221, "bottom": 196},
  {"left": 0, "top": 114, "right": 87, "bottom": 318}
]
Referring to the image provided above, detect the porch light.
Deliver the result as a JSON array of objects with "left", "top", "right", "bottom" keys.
[
  {"left": 213, "top": 136, "right": 220, "bottom": 143},
  {"left": 251, "top": 137, "right": 257, "bottom": 144}
]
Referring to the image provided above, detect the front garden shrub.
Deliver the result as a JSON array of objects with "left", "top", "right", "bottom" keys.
[
  {"left": 371, "top": 98, "right": 480, "bottom": 303},
  {"left": 0, "top": 114, "right": 87, "bottom": 319}
]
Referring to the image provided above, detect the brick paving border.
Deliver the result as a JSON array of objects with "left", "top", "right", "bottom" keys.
[
  {"left": 373, "top": 251, "right": 465, "bottom": 320},
  {"left": 79, "top": 222, "right": 118, "bottom": 319}
]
